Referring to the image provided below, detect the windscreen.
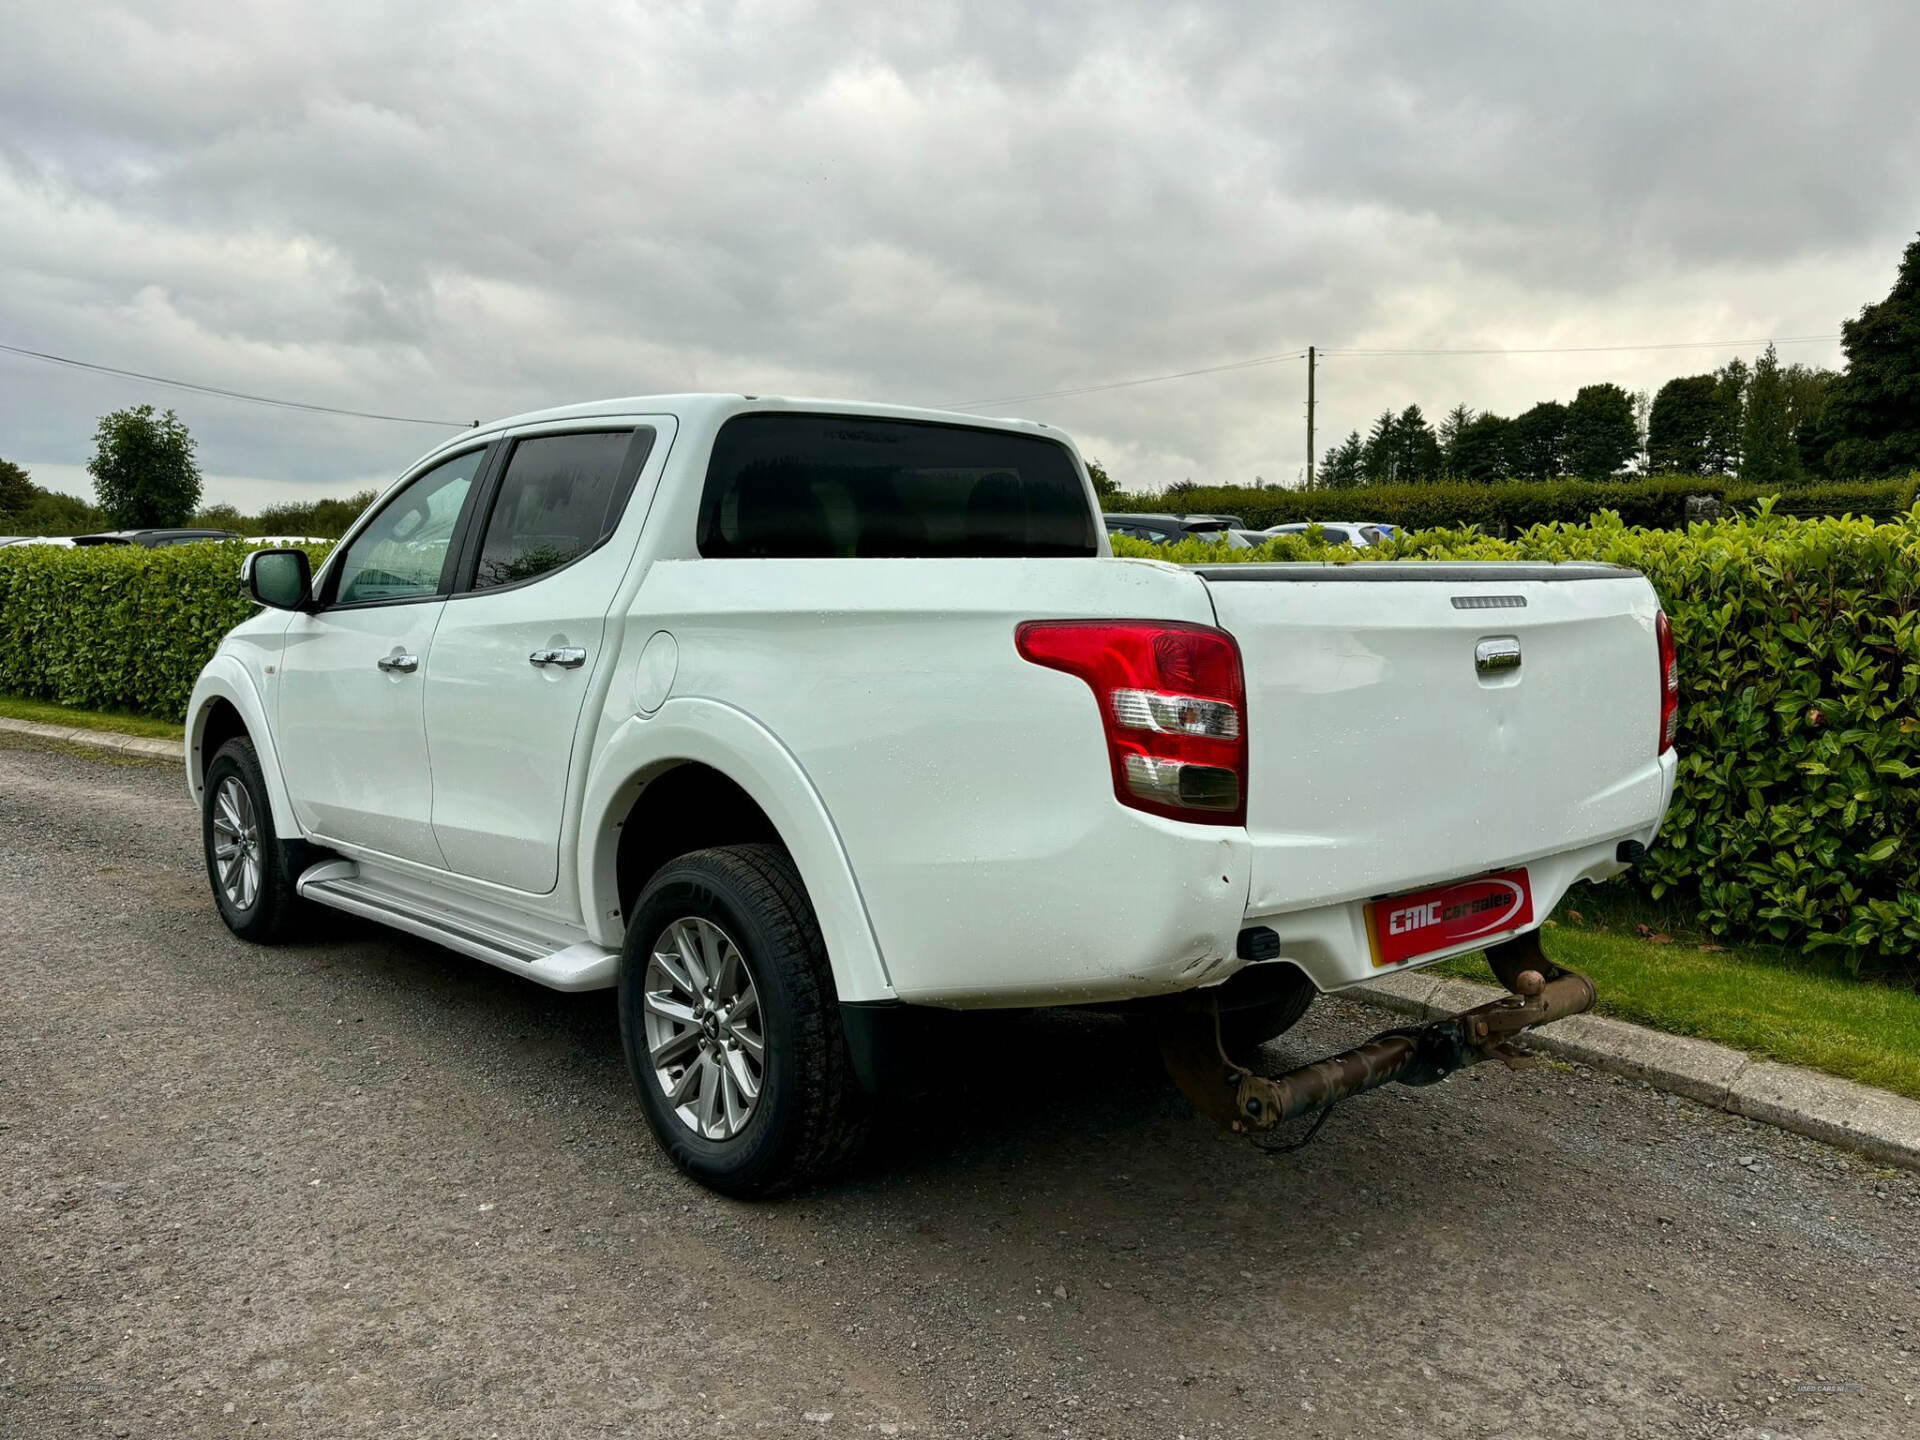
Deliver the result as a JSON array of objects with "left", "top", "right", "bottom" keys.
[{"left": 698, "top": 413, "right": 1098, "bottom": 558}]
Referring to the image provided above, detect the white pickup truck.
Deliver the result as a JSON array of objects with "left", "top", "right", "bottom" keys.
[{"left": 188, "top": 395, "right": 1677, "bottom": 1194}]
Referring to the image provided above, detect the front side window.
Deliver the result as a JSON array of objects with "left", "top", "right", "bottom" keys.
[
  {"left": 332, "top": 448, "right": 486, "bottom": 605},
  {"left": 698, "top": 414, "right": 1098, "bottom": 559},
  {"left": 471, "top": 430, "right": 646, "bottom": 591}
]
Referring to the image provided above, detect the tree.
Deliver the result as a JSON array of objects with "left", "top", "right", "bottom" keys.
[
  {"left": 1706, "top": 359, "right": 1748, "bottom": 474},
  {"left": 1647, "top": 375, "right": 1719, "bottom": 472},
  {"left": 1322, "top": 431, "right": 1365, "bottom": 487},
  {"left": 1438, "top": 404, "right": 1475, "bottom": 471},
  {"left": 192, "top": 502, "right": 246, "bottom": 530},
  {"left": 1449, "top": 413, "right": 1512, "bottom": 483},
  {"left": 1393, "top": 405, "right": 1442, "bottom": 482},
  {"left": 1361, "top": 410, "right": 1398, "bottom": 483},
  {"left": 1360, "top": 407, "right": 1440, "bottom": 484},
  {"left": 0, "top": 457, "right": 32, "bottom": 518},
  {"left": 1084, "top": 459, "right": 1118, "bottom": 499},
  {"left": 1508, "top": 401, "right": 1568, "bottom": 480},
  {"left": 1631, "top": 389, "right": 1652, "bottom": 474},
  {"left": 256, "top": 489, "right": 378, "bottom": 539},
  {"left": 1817, "top": 233, "right": 1920, "bottom": 478},
  {"left": 1739, "top": 344, "right": 1798, "bottom": 487},
  {"left": 1564, "top": 383, "right": 1638, "bottom": 479},
  {"left": 87, "top": 405, "right": 202, "bottom": 528},
  {"left": 1781, "top": 363, "right": 1837, "bottom": 476}
]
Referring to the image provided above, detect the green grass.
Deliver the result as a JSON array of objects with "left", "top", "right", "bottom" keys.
[
  {"left": 0, "top": 692, "right": 184, "bottom": 741},
  {"left": 1435, "top": 922, "right": 1920, "bottom": 1100}
]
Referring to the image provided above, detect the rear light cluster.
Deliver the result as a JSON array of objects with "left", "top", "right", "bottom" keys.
[
  {"left": 1016, "top": 620, "right": 1248, "bottom": 825},
  {"left": 1655, "top": 609, "right": 1679, "bottom": 754}
]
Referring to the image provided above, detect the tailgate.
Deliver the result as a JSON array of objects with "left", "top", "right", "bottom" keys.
[{"left": 1197, "top": 561, "right": 1668, "bottom": 916}]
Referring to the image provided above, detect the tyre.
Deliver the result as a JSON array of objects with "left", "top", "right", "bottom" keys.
[
  {"left": 618, "top": 844, "right": 869, "bottom": 1197},
  {"left": 1214, "top": 965, "right": 1317, "bottom": 1057},
  {"left": 202, "top": 736, "right": 308, "bottom": 943}
]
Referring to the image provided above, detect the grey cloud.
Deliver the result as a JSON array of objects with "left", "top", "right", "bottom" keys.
[{"left": 1, "top": 0, "right": 1913, "bottom": 498}]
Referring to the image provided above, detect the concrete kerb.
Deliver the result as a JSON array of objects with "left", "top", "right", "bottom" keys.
[
  {"left": 0, "top": 715, "right": 184, "bottom": 761},
  {"left": 1354, "top": 969, "right": 1920, "bottom": 1172}
]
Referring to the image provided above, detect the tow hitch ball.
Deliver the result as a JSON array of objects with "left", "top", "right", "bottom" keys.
[{"left": 1158, "top": 931, "right": 1597, "bottom": 1135}]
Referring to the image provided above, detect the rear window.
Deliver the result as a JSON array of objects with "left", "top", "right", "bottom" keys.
[
  {"left": 471, "top": 430, "right": 650, "bottom": 591},
  {"left": 698, "top": 414, "right": 1098, "bottom": 558}
]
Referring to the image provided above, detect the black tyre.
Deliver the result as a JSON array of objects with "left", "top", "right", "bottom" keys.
[
  {"left": 1215, "top": 965, "right": 1317, "bottom": 1057},
  {"left": 202, "top": 736, "right": 308, "bottom": 943},
  {"left": 618, "top": 844, "right": 869, "bottom": 1198}
]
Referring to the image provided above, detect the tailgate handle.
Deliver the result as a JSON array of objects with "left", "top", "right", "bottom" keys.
[{"left": 1475, "top": 637, "right": 1522, "bottom": 676}]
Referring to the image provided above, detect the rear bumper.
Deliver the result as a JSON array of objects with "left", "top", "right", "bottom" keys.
[
  {"left": 1238, "top": 827, "right": 1657, "bottom": 994},
  {"left": 1238, "top": 749, "right": 1675, "bottom": 994},
  {"left": 883, "top": 751, "right": 1674, "bottom": 1009}
]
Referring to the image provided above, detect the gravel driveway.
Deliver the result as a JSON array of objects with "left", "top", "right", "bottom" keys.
[{"left": 3, "top": 734, "right": 1916, "bottom": 1439}]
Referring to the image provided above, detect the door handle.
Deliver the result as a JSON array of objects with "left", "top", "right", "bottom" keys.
[
  {"left": 376, "top": 653, "right": 420, "bottom": 674},
  {"left": 529, "top": 647, "right": 587, "bottom": 669}
]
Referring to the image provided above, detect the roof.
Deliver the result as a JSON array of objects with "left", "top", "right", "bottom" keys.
[{"left": 402, "top": 393, "right": 1068, "bottom": 475}]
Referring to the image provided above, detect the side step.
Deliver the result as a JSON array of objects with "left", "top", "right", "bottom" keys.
[{"left": 296, "top": 860, "right": 619, "bottom": 992}]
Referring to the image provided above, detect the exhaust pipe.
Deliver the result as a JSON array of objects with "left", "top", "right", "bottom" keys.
[{"left": 1160, "top": 931, "right": 1596, "bottom": 1134}]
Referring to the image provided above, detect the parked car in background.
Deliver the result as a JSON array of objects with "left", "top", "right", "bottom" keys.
[
  {"left": 187, "top": 393, "right": 1677, "bottom": 1197},
  {"left": 1103, "top": 512, "right": 1233, "bottom": 544},
  {"left": 243, "top": 536, "right": 331, "bottom": 548},
  {"left": 0, "top": 536, "right": 76, "bottom": 548},
  {"left": 73, "top": 528, "right": 241, "bottom": 547},
  {"left": 1222, "top": 529, "right": 1274, "bottom": 549},
  {"left": 1263, "top": 521, "right": 1387, "bottom": 548}
]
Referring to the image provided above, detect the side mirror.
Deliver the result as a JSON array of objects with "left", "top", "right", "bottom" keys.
[{"left": 242, "top": 548, "right": 313, "bottom": 610}]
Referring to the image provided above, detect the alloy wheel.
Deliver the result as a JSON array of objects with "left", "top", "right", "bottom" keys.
[
  {"left": 211, "top": 776, "right": 262, "bottom": 912},
  {"left": 642, "top": 916, "right": 766, "bottom": 1141}
]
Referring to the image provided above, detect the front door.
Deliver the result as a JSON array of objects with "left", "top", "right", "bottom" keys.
[
  {"left": 277, "top": 446, "right": 489, "bottom": 867},
  {"left": 423, "top": 425, "right": 659, "bottom": 893}
]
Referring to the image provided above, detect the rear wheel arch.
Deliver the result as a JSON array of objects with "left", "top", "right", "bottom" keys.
[
  {"left": 577, "top": 702, "right": 895, "bottom": 1005},
  {"left": 614, "top": 761, "right": 781, "bottom": 918}
]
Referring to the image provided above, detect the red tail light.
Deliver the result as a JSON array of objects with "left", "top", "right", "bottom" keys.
[
  {"left": 1655, "top": 609, "right": 1679, "bottom": 754},
  {"left": 1016, "top": 620, "right": 1247, "bottom": 825}
]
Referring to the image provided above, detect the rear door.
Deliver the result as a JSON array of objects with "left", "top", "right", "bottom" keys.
[
  {"left": 421, "top": 421, "right": 665, "bottom": 893},
  {"left": 1198, "top": 562, "right": 1667, "bottom": 915}
]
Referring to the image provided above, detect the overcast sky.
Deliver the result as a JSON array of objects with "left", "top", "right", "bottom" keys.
[{"left": 3, "top": 0, "right": 1916, "bottom": 509}]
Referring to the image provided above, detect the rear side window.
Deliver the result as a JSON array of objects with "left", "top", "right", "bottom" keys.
[
  {"left": 471, "top": 429, "right": 652, "bottom": 591},
  {"left": 698, "top": 414, "right": 1098, "bottom": 558}
]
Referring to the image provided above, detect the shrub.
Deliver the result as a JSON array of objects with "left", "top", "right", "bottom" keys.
[
  {"left": 0, "top": 541, "right": 331, "bottom": 721},
  {"left": 5, "top": 510, "right": 1916, "bottom": 975},
  {"left": 1107, "top": 472, "right": 1920, "bottom": 532},
  {"left": 1113, "top": 504, "right": 1920, "bottom": 977}
]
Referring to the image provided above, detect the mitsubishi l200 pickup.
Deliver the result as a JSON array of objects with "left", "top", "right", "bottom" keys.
[{"left": 188, "top": 396, "right": 1676, "bottom": 1194}]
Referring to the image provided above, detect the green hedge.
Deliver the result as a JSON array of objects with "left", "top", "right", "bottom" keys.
[
  {"left": 4, "top": 514, "right": 1915, "bottom": 976},
  {"left": 0, "top": 542, "right": 330, "bottom": 721},
  {"left": 1114, "top": 503, "right": 1920, "bottom": 978},
  {"left": 1108, "top": 473, "right": 1920, "bottom": 532}
]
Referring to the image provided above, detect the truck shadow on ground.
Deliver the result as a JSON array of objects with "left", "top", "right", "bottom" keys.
[{"left": 290, "top": 910, "right": 1548, "bottom": 1229}]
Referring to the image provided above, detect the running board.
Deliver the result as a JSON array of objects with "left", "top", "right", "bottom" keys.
[{"left": 296, "top": 860, "right": 619, "bottom": 992}]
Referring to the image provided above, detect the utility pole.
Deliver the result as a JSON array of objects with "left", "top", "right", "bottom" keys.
[{"left": 1305, "top": 345, "right": 1316, "bottom": 490}]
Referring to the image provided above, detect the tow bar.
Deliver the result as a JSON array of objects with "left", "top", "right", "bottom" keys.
[{"left": 1159, "top": 931, "right": 1596, "bottom": 1137}]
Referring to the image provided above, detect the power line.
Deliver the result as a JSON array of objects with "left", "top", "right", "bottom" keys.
[
  {"left": 949, "top": 349, "right": 1310, "bottom": 409},
  {"left": 0, "top": 341, "right": 475, "bottom": 428},
  {"left": 951, "top": 332, "right": 1841, "bottom": 413},
  {"left": 1320, "top": 334, "right": 1839, "bottom": 358}
]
